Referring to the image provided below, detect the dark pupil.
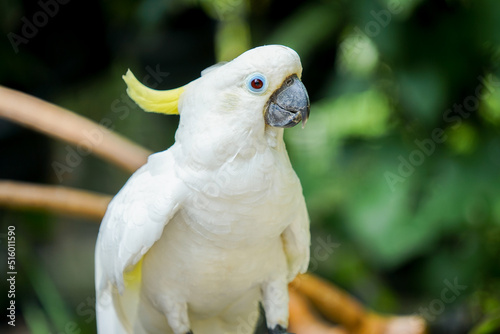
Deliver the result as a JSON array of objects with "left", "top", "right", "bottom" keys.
[{"left": 251, "top": 78, "right": 263, "bottom": 89}]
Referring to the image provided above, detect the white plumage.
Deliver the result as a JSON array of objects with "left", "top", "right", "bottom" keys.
[{"left": 95, "top": 45, "right": 310, "bottom": 334}]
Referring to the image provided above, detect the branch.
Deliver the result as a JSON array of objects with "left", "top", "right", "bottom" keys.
[
  {"left": 291, "top": 273, "right": 366, "bottom": 331},
  {"left": 0, "top": 86, "right": 151, "bottom": 174},
  {"left": 289, "top": 288, "right": 348, "bottom": 334},
  {"left": 0, "top": 180, "right": 111, "bottom": 221},
  {"left": 291, "top": 273, "right": 427, "bottom": 334}
]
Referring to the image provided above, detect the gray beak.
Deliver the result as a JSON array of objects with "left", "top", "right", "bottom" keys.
[{"left": 265, "top": 74, "right": 310, "bottom": 128}]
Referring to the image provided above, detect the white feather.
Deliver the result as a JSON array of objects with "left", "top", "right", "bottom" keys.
[{"left": 95, "top": 45, "right": 310, "bottom": 334}]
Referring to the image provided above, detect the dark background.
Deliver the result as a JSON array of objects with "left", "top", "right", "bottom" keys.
[{"left": 1, "top": 0, "right": 500, "bottom": 333}]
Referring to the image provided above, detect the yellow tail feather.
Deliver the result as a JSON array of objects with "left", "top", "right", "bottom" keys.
[
  {"left": 123, "top": 69, "right": 185, "bottom": 115},
  {"left": 123, "top": 258, "right": 143, "bottom": 286}
]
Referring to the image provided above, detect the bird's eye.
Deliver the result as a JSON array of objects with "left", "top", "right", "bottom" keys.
[{"left": 246, "top": 73, "right": 268, "bottom": 94}]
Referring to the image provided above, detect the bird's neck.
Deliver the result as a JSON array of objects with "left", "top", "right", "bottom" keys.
[{"left": 174, "top": 121, "right": 286, "bottom": 169}]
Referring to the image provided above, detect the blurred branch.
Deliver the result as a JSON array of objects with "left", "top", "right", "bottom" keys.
[
  {"left": 289, "top": 288, "right": 348, "bottom": 334},
  {"left": 0, "top": 180, "right": 111, "bottom": 221},
  {"left": 291, "top": 273, "right": 367, "bottom": 331},
  {"left": 0, "top": 86, "right": 151, "bottom": 174},
  {"left": 291, "top": 273, "right": 428, "bottom": 334}
]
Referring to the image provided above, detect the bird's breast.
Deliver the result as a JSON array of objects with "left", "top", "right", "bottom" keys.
[
  {"left": 174, "top": 149, "right": 300, "bottom": 246},
  {"left": 141, "top": 147, "right": 299, "bottom": 316}
]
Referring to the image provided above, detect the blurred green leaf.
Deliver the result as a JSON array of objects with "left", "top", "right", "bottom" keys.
[
  {"left": 445, "top": 122, "right": 478, "bottom": 155},
  {"left": 469, "top": 313, "right": 500, "bottom": 334},
  {"left": 397, "top": 65, "right": 448, "bottom": 125},
  {"left": 265, "top": 2, "right": 341, "bottom": 64},
  {"left": 337, "top": 28, "right": 379, "bottom": 76},
  {"left": 23, "top": 302, "right": 53, "bottom": 334},
  {"left": 23, "top": 246, "right": 74, "bottom": 332}
]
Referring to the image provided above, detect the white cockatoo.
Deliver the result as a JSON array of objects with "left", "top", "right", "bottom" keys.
[{"left": 95, "top": 45, "right": 311, "bottom": 334}]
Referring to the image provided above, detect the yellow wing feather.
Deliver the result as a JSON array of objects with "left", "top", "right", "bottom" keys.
[{"left": 123, "top": 69, "right": 185, "bottom": 115}]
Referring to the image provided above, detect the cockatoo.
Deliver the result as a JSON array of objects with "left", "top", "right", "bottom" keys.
[{"left": 95, "top": 45, "right": 311, "bottom": 334}]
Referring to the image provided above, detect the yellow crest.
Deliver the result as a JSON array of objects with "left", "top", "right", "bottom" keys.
[{"left": 123, "top": 69, "right": 185, "bottom": 115}]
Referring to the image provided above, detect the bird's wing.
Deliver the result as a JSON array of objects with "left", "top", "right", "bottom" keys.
[
  {"left": 281, "top": 190, "right": 311, "bottom": 282},
  {"left": 95, "top": 148, "right": 187, "bottom": 332}
]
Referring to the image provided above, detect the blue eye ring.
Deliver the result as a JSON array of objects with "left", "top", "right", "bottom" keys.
[{"left": 246, "top": 73, "right": 268, "bottom": 94}]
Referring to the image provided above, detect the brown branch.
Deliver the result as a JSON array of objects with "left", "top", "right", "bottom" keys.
[
  {"left": 290, "top": 273, "right": 427, "bottom": 334},
  {"left": 0, "top": 86, "right": 151, "bottom": 174},
  {"left": 291, "top": 273, "right": 367, "bottom": 332},
  {"left": 289, "top": 288, "right": 348, "bottom": 334},
  {"left": 0, "top": 180, "right": 111, "bottom": 221}
]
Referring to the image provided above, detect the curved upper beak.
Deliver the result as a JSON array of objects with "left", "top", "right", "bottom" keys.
[{"left": 265, "top": 74, "right": 310, "bottom": 128}]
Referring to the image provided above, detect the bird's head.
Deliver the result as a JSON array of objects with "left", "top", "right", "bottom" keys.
[{"left": 123, "top": 45, "right": 310, "bottom": 131}]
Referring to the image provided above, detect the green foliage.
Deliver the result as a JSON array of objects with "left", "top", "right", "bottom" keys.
[{"left": 278, "top": 0, "right": 500, "bottom": 330}]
